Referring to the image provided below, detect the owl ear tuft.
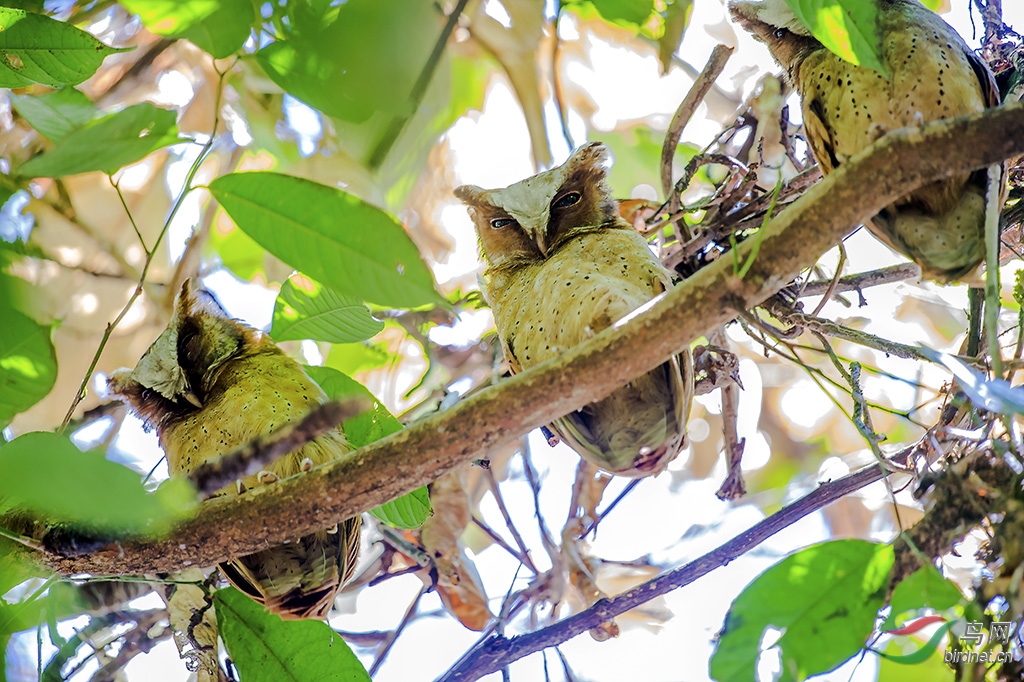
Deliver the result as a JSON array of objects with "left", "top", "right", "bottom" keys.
[
  {"left": 570, "top": 142, "right": 610, "bottom": 170},
  {"left": 454, "top": 184, "right": 485, "bottom": 205}
]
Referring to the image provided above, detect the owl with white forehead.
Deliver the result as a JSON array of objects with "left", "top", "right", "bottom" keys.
[{"left": 455, "top": 142, "right": 693, "bottom": 476}]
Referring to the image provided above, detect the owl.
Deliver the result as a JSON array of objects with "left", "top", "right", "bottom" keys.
[
  {"left": 455, "top": 142, "right": 693, "bottom": 477},
  {"left": 729, "top": 0, "right": 1001, "bottom": 282},
  {"left": 108, "top": 280, "right": 360, "bottom": 620}
]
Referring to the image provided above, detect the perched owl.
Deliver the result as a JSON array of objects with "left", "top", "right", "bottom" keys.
[
  {"left": 108, "top": 280, "right": 360, "bottom": 620},
  {"left": 729, "top": 0, "right": 1001, "bottom": 282},
  {"left": 455, "top": 142, "right": 693, "bottom": 476}
]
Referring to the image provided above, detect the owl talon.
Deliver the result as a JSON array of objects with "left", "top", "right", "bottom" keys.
[
  {"left": 326, "top": 524, "right": 339, "bottom": 534},
  {"left": 300, "top": 457, "right": 314, "bottom": 472},
  {"left": 257, "top": 470, "right": 279, "bottom": 484},
  {"left": 236, "top": 480, "right": 247, "bottom": 495},
  {"left": 541, "top": 425, "right": 560, "bottom": 447},
  {"left": 867, "top": 122, "right": 888, "bottom": 142}
]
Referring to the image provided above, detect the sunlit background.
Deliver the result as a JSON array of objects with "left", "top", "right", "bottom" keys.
[{"left": 3, "top": 0, "right": 1023, "bottom": 680}]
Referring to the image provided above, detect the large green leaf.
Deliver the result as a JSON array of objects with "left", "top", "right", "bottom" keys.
[
  {"left": 710, "top": 539, "right": 894, "bottom": 682},
  {"left": 0, "top": 432, "right": 194, "bottom": 533},
  {"left": 17, "top": 103, "right": 182, "bottom": 178},
  {"left": 565, "top": 0, "right": 658, "bottom": 29},
  {"left": 783, "top": 0, "right": 887, "bottom": 76},
  {"left": 271, "top": 276, "right": 383, "bottom": 344},
  {"left": 208, "top": 172, "right": 442, "bottom": 308},
  {"left": 0, "top": 306, "right": 56, "bottom": 426},
  {"left": 215, "top": 587, "right": 370, "bottom": 682},
  {"left": 0, "top": 8, "right": 130, "bottom": 87},
  {"left": 119, "top": 0, "right": 254, "bottom": 59},
  {"left": 882, "top": 564, "right": 963, "bottom": 630},
  {"left": 10, "top": 88, "right": 98, "bottom": 141},
  {"left": 305, "top": 365, "right": 430, "bottom": 529},
  {"left": 255, "top": 0, "right": 438, "bottom": 123}
]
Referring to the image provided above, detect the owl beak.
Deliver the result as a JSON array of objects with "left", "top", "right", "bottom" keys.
[
  {"left": 534, "top": 232, "right": 549, "bottom": 257},
  {"left": 183, "top": 391, "right": 203, "bottom": 408}
]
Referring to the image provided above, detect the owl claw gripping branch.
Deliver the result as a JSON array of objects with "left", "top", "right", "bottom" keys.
[
  {"left": 456, "top": 142, "right": 694, "bottom": 477},
  {"left": 108, "top": 280, "right": 360, "bottom": 620},
  {"left": 728, "top": 0, "right": 1003, "bottom": 283}
]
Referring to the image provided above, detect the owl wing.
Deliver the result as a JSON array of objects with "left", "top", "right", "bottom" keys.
[
  {"left": 653, "top": 277, "right": 694, "bottom": 450},
  {"left": 548, "top": 274, "right": 693, "bottom": 476},
  {"left": 801, "top": 96, "right": 839, "bottom": 175}
]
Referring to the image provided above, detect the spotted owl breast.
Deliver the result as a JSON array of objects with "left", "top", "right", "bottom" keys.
[
  {"left": 798, "top": 6, "right": 986, "bottom": 212},
  {"left": 160, "top": 343, "right": 340, "bottom": 491},
  {"left": 486, "top": 228, "right": 670, "bottom": 370}
]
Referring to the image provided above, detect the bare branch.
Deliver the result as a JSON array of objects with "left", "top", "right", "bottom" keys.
[
  {"left": 20, "top": 101, "right": 1024, "bottom": 578},
  {"left": 438, "top": 446, "right": 915, "bottom": 680},
  {"left": 189, "top": 399, "right": 369, "bottom": 497}
]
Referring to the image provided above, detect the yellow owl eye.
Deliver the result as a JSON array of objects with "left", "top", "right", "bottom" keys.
[
  {"left": 552, "top": 191, "right": 581, "bottom": 209},
  {"left": 490, "top": 217, "right": 514, "bottom": 229}
]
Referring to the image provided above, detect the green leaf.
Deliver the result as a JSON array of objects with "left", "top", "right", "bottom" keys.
[
  {"left": 372, "top": 487, "right": 431, "bottom": 530},
  {"left": 918, "top": 347, "right": 1024, "bottom": 416},
  {"left": 17, "top": 103, "right": 182, "bottom": 178},
  {"left": 215, "top": 587, "right": 370, "bottom": 682},
  {"left": 120, "top": 0, "right": 254, "bottom": 59},
  {"left": 782, "top": 0, "right": 887, "bottom": 76},
  {"left": 255, "top": 0, "right": 439, "bottom": 123},
  {"left": 565, "top": 0, "right": 658, "bottom": 29},
  {"left": 882, "top": 564, "right": 963, "bottom": 630},
  {"left": 209, "top": 172, "right": 442, "bottom": 308},
  {"left": 710, "top": 539, "right": 894, "bottom": 682},
  {"left": 877, "top": 636, "right": 956, "bottom": 680},
  {"left": 657, "top": 0, "right": 693, "bottom": 74},
  {"left": 0, "top": 8, "right": 130, "bottom": 87},
  {"left": 0, "top": 432, "right": 194, "bottom": 533},
  {"left": 305, "top": 365, "right": 431, "bottom": 528},
  {"left": 324, "top": 341, "right": 392, "bottom": 376},
  {"left": 10, "top": 88, "right": 98, "bottom": 141},
  {"left": 271, "top": 276, "right": 383, "bottom": 344},
  {"left": 0, "top": 306, "right": 56, "bottom": 426},
  {"left": 209, "top": 222, "right": 266, "bottom": 281}
]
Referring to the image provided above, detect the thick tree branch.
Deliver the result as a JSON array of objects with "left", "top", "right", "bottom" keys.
[
  {"left": 189, "top": 399, "right": 368, "bottom": 497},
  {"left": 23, "top": 102, "right": 1024, "bottom": 578}
]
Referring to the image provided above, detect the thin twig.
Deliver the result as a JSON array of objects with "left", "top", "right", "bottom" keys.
[
  {"left": 189, "top": 400, "right": 369, "bottom": 497},
  {"left": 438, "top": 446, "right": 915, "bottom": 681},
  {"left": 369, "top": 585, "right": 426, "bottom": 676},
  {"left": 367, "top": 0, "right": 471, "bottom": 168},
  {"left": 985, "top": 163, "right": 1004, "bottom": 377},
  {"left": 471, "top": 516, "right": 534, "bottom": 570},
  {"left": 713, "top": 328, "right": 746, "bottom": 501},
  {"left": 766, "top": 302, "right": 929, "bottom": 360},
  {"left": 797, "top": 264, "right": 921, "bottom": 298},
  {"left": 660, "top": 44, "right": 735, "bottom": 237},
  {"left": 810, "top": 242, "right": 847, "bottom": 316},
  {"left": 485, "top": 469, "right": 537, "bottom": 574},
  {"left": 59, "top": 71, "right": 228, "bottom": 431}
]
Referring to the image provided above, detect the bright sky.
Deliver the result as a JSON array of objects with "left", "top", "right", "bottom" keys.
[{"left": 8, "top": 2, "right": 1022, "bottom": 681}]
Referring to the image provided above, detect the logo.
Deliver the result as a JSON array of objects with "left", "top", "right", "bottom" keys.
[{"left": 877, "top": 616, "right": 1019, "bottom": 665}]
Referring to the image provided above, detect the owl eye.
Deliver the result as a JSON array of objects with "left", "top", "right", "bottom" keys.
[
  {"left": 552, "top": 191, "right": 581, "bottom": 209},
  {"left": 774, "top": 28, "right": 786, "bottom": 39},
  {"left": 490, "top": 217, "right": 514, "bottom": 229}
]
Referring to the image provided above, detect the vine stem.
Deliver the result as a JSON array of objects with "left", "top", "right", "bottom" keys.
[{"left": 59, "top": 70, "right": 228, "bottom": 433}]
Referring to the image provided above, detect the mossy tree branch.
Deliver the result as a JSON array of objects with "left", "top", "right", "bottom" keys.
[{"left": 23, "top": 101, "right": 1024, "bottom": 578}]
